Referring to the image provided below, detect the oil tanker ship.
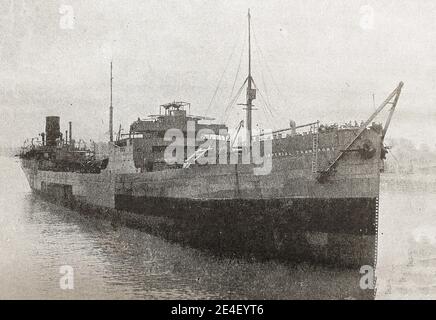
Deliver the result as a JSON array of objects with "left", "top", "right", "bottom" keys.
[{"left": 19, "top": 12, "right": 403, "bottom": 272}]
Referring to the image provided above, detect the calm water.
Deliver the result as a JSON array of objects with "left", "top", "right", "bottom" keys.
[
  {"left": 0, "top": 156, "right": 435, "bottom": 299},
  {"left": 377, "top": 174, "right": 436, "bottom": 299}
]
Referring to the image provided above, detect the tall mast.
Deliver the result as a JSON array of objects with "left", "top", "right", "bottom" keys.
[
  {"left": 246, "top": 9, "right": 254, "bottom": 150},
  {"left": 109, "top": 61, "right": 114, "bottom": 143}
]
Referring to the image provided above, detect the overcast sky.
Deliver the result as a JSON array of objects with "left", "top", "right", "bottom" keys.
[{"left": 1, "top": 0, "right": 436, "bottom": 148}]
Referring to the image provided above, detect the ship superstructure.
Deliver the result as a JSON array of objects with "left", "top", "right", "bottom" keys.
[{"left": 20, "top": 11, "right": 404, "bottom": 279}]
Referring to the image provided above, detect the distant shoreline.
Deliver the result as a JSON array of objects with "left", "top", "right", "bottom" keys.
[{"left": 381, "top": 172, "right": 436, "bottom": 193}]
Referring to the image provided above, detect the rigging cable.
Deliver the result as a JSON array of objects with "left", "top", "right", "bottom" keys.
[
  {"left": 220, "top": 77, "right": 248, "bottom": 124},
  {"left": 252, "top": 49, "right": 278, "bottom": 128},
  {"left": 388, "top": 148, "right": 401, "bottom": 167},
  {"left": 217, "top": 29, "right": 247, "bottom": 124},
  {"left": 257, "top": 98, "right": 275, "bottom": 131},
  {"left": 260, "top": 64, "right": 273, "bottom": 113},
  {"left": 252, "top": 39, "right": 274, "bottom": 115},
  {"left": 252, "top": 78, "right": 275, "bottom": 119},
  {"left": 227, "top": 29, "right": 247, "bottom": 106},
  {"left": 251, "top": 79, "right": 276, "bottom": 131},
  {"left": 252, "top": 26, "right": 287, "bottom": 115},
  {"left": 205, "top": 27, "right": 246, "bottom": 117}
]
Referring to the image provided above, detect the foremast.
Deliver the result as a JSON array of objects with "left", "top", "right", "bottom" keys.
[
  {"left": 245, "top": 9, "right": 256, "bottom": 154},
  {"left": 109, "top": 61, "right": 114, "bottom": 143}
]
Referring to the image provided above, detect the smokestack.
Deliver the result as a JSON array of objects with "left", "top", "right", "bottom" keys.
[
  {"left": 45, "top": 116, "right": 60, "bottom": 147},
  {"left": 69, "top": 121, "right": 72, "bottom": 144},
  {"left": 65, "top": 130, "right": 68, "bottom": 144}
]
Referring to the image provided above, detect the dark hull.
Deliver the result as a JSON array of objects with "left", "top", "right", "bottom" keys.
[
  {"left": 33, "top": 187, "right": 376, "bottom": 299},
  {"left": 33, "top": 184, "right": 376, "bottom": 268},
  {"left": 115, "top": 195, "right": 377, "bottom": 268}
]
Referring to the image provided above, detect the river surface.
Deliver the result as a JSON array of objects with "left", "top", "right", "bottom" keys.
[{"left": 1, "top": 156, "right": 435, "bottom": 299}]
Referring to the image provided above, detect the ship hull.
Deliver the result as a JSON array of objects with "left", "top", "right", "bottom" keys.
[
  {"left": 30, "top": 184, "right": 376, "bottom": 267},
  {"left": 20, "top": 128, "right": 382, "bottom": 271},
  {"left": 21, "top": 162, "right": 378, "bottom": 268},
  {"left": 115, "top": 195, "right": 376, "bottom": 266}
]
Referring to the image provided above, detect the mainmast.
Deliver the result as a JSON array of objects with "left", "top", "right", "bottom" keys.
[
  {"left": 109, "top": 61, "right": 114, "bottom": 143},
  {"left": 246, "top": 9, "right": 254, "bottom": 150}
]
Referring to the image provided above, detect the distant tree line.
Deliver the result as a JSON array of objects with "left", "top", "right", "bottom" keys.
[{"left": 384, "top": 138, "right": 436, "bottom": 173}]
